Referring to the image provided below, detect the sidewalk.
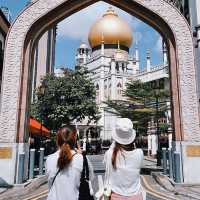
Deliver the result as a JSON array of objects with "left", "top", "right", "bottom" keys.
[
  {"left": 142, "top": 156, "right": 163, "bottom": 174},
  {"left": 152, "top": 173, "right": 200, "bottom": 200},
  {"left": 0, "top": 176, "right": 47, "bottom": 200},
  {"left": 1, "top": 156, "right": 200, "bottom": 200},
  {"left": 142, "top": 157, "right": 200, "bottom": 199}
]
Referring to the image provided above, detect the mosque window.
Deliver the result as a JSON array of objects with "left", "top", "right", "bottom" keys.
[
  {"left": 117, "top": 82, "right": 122, "bottom": 96},
  {"left": 104, "top": 84, "right": 107, "bottom": 98},
  {"left": 116, "top": 63, "right": 119, "bottom": 73},
  {"left": 122, "top": 63, "right": 125, "bottom": 72}
]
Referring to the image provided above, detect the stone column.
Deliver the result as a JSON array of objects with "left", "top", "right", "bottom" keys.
[
  {"left": 147, "top": 122, "right": 152, "bottom": 156},
  {"left": 151, "top": 120, "right": 158, "bottom": 157},
  {"left": 151, "top": 134, "right": 158, "bottom": 156},
  {"left": 166, "top": 101, "right": 172, "bottom": 149},
  {"left": 110, "top": 59, "right": 116, "bottom": 100}
]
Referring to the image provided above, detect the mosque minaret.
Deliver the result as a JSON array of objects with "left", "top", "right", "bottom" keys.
[{"left": 74, "top": 7, "right": 169, "bottom": 142}]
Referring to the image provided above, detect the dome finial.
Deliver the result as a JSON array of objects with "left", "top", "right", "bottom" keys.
[
  {"left": 101, "top": 32, "right": 104, "bottom": 44},
  {"left": 108, "top": 6, "right": 113, "bottom": 11},
  {"left": 117, "top": 40, "right": 120, "bottom": 50},
  {"left": 103, "top": 6, "right": 118, "bottom": 17}
]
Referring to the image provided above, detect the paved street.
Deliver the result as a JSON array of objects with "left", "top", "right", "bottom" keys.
[
  {"left": 30, "top": 155, "right": 161, "bottom": 200},
  {"left": 2, "top": 154, "right": 199, "bottom": 200}
]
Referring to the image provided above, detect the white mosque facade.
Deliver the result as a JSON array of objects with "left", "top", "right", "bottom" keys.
[{"left": 73, "top": 7, "right": 170, "bottom": 145}]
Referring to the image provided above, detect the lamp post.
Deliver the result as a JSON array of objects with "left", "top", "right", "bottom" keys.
[
  {"left": 38, "top": 79, "right": 47, "bottom": 149},
  {"left": 155, "top": 89, "right": 162, "bottom": 166}
]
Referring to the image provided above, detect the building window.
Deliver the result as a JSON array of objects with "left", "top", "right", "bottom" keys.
[
  {"left": 116, "top": 63, "right": 119, "bottom": 73},
  {"left": 117, "top": 82, "right": 122, "bottom": 97},
  {"left": 104, "top": 84, "right": 107, "bottom": 99}
]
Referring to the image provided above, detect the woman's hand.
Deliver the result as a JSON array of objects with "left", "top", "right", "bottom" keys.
[{"left": 75, "top": 142, "right": 82, "bottom": 154}]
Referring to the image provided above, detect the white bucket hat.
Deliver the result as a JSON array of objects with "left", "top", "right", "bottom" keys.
[{"left": 112, "top": 118, "right": 136, "bottom": 145}]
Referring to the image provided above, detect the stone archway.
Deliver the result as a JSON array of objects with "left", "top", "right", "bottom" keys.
[{"left": 0, "top": 0, "right": 200, "bottom": 184}]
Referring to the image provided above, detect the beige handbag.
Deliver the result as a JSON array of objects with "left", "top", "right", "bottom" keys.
[{"left": 95, "top": 153, "right": 112, "bottom": 200}]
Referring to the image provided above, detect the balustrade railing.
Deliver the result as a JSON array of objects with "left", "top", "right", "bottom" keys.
[{"left": 164, "top": 0, "right": 182, "bottom": 9}]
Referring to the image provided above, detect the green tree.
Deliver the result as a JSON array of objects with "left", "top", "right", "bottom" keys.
[
  {"left": 106, "top": 80, "right": 169, "bottom": 136},
  {"left": 31, "top": 68, "right": 100, "bottom": 131}
]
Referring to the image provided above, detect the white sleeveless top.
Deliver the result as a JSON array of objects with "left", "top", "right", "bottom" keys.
[
  {"left": 46, "top": 150, "right": 83, "bottom": 200},
  {"left": 104, "top": 146, "right": 144, "bottom": 196}
]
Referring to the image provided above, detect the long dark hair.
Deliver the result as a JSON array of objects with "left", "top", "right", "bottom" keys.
[
  {"left": 57, "top": 125, "right": 77, "bottom": 170},
  {"left": 112, "top": 142, "right": 135, "bottom": 170}
]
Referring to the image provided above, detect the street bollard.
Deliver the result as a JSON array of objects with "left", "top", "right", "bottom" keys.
[
  {"left": 39, "top": 148, "right": 45, "bottom": 175},
  {"left": 168, "top": 149, "right": 173, "bottom": 179},
  {"left": 17, "top": 153, "right": 25, "bottom": 184},
  {"left": 174, "top": 152, "right": 181, "bottom": 183},
  {"left": 162, "top": 148, "right": 167, "bottom": 175},
  {"left": 29, "top": 149, "right": 35, "bottom": 179},
  {"left": 171, "top": 149, "right": 175, "bottom": 179}
]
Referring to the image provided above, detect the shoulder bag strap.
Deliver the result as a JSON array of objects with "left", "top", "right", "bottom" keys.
[
  {"left": 84, "top": 154, "right": 90, "bottom": 180},
  {"left": 50, "top": 168, "right": 61, "bottom": 189},
  {"left": 50, "top": 152, "right": 78, "bottom": 189},
  {"left": 81, "top": 153, "right": 90, "bottom": 180}
]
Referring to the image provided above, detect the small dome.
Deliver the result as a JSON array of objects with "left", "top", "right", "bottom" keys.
[
  {"left": 79, "top": 43, "right": 89, "bottom": 49},
  {"left": 88, "top": 7, "right": 133, "bottom": 49}
]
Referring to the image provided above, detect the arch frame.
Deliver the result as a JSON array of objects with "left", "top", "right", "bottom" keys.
[{"left": 0, "top": 0, "right": 200, "bottom": 184}]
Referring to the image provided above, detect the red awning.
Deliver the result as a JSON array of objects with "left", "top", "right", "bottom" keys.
[{"left": 29, "top": 118, "right": 50, "bottom": 138}]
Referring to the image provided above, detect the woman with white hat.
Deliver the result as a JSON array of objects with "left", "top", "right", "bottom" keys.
[{"left": 103, "top": 118, "right": 145, "bottom": 200}]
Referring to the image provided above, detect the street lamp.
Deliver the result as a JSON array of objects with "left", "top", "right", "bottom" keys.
[{"left": 154, "top": 88, "right": 162, "bottom": 166}]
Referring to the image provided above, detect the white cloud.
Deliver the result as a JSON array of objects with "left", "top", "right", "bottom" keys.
[{"left": 57, "top": 1, "right": 142, "bottom": 43}]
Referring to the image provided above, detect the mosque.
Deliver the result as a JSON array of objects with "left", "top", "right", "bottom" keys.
[{"left": 72, "top": 7, "right": 170, "bottom": 146}]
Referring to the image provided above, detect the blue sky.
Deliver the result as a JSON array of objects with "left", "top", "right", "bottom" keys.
[{"left": 0, "top": 0, "right": 163, "bottom": 70}]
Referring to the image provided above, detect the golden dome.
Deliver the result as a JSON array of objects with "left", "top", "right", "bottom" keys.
[{"left": 88, "top": 7, "right": 133, "bottom": 49}]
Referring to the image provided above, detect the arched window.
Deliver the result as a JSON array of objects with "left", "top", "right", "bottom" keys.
[
  {"left": 117, "top": 82, "right": 122, "bottom": 97},
  {"left": 116, "top": 62, "right": 119, "bottom": 73},
  {"left": 104, "top": 84, "right": 107, "bottom": 99}
]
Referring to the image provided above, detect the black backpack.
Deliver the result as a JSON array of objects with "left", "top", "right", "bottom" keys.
[{"left": 79, "top": 153, "right": 94, "bottom": 200}]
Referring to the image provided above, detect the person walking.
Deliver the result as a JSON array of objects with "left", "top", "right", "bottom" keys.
[
  {"left": 46, "top": 125, "right": 84, "bottom": 200},
  {"left": 103, "top": 118, "right": 146, "bottom": 200}
]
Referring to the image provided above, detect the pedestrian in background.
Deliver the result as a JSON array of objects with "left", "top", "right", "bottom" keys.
[
  {"left": 102, "top": 118, "right": 146, "bottom": 200},
  {"left": 46, "top": 125, "right": 92, "bottom": 200}
]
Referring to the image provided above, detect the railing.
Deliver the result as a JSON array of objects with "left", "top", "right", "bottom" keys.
[
  {"left": 164, "top": 0, "right": 190, "bottom": 23},
  {"left": 164, "top": 0, "right": 182, "bottom": 8},
  {"left": 137, "top": 65, "right": 167, "bottom": 75}
]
